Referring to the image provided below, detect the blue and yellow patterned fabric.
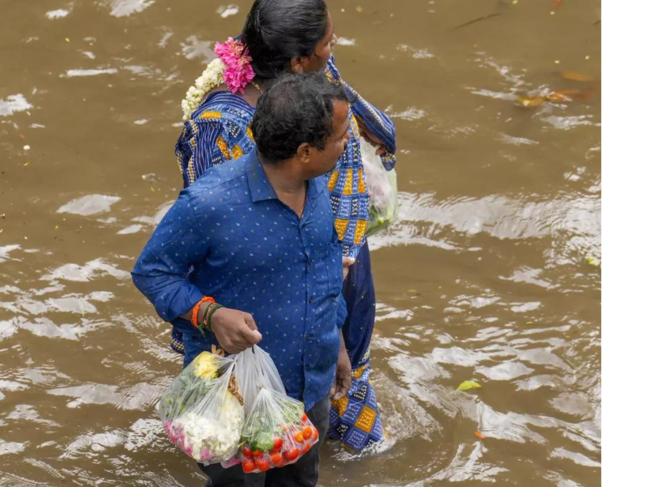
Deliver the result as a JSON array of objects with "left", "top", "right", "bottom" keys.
[
  {"left": 329, "top": 364, "right": 383, "bottom": 451},
  {"left": 175, "top": 93, "right": 256, "bottom": 189}
]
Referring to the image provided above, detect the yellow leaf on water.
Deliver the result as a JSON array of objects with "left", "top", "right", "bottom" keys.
[
  {"left": 65, "top": 37, "right": 71, "bottom": 43},
  {"left": 458, "top": 380, "right": 482, "bottom": 391},
  {"left": 518, "top": 96, "right": 546, "bottom": 108},
  {"left": 586, "top": 257, "right": 601, "bottom": 268},
  {"left": 24, "top": 162, "right": 30, "bottom": 166},
  {"left": 561, "top": 70, "right": 595, "bottom": 82}
]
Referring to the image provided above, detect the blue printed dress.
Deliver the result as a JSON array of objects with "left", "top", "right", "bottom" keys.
[{"left": 172, "top": 57, "right": 397, "bottom": 451}]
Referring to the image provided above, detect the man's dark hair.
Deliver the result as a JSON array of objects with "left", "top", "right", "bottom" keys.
[
  {"left": 242, "top": 0, "right": 329, "bottom": 80},
  {"left": 251, "top": 72, "right": 348, "bottom": 164}
]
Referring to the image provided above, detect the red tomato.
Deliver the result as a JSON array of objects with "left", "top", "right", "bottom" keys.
[
  {"left": 313, "top": 427, "right": 319, "bottom": 441},
  {"left": 302, "top": 443, "right": 312, "bottom": 455},
  {"left": 242, "top": 446, "right": 253, "bottom": 459},
  {"left": 271, "top": 451, "right": 283, "bottom": 465},
  {"left": 242, "top": 459, "right": 256, "bottom": 474},
  {"left": 255, "top": 458, "right": 271, "bottom": 472},
  {"left": 302, "top": 413, "right": 308, "bottom": 423},
  {"left": 302, "top": 426, "right": 312, "bottom": 440},
  {"left": 293, "top": 431, "right": 304, "bottom": 443},
  {"left": 284, "top": 448, "right": 300, "bottom": 462},
  {"left": 253, "top": 449, "right": 264, "bottom": 458},
  {"left": 273, "top": 437, "right": 283, "bottom": 450}
]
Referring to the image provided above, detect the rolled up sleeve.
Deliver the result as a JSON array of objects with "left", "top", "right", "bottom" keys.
[{"left": 131, "top": 191, "right": 208, "bottom": 322}]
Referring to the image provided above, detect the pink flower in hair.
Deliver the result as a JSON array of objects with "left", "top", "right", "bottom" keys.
[{"left": 214, "top": 37, "right": 255, "bottom": 95}]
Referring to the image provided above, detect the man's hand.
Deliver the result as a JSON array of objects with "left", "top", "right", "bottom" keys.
[
  {"left": 210, "top": 307, "right": 262, "bottom": 354},
  {"left": 330, "top": 335, "right": 352, "bottom": 400},
  {"left": 342, "top": 257, "right": 355, "bottom": 282}
]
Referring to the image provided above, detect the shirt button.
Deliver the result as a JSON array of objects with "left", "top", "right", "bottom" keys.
[
  {"left": 309, "top": 296, "right": 315, "bottom": 303},
  {"left": 306, "top": 333, "right": 313, "bottom": 341},
  {"left": 308, "top": 259, "right": 314, "bottom": 266}
]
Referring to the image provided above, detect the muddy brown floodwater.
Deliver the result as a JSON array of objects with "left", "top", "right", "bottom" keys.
[{"left": 0, "top": 0, "right": 600, "bottom": 485}]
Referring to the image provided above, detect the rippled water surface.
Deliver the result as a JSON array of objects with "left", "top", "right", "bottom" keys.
[{"left": 0, "top": 0, "right": 600, "bottom": 485}]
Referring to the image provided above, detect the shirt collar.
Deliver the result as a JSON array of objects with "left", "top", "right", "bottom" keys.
[
  {"left": 246, "top": 151, "right": 279, "bottom": 202},
  {"left": 246, "top": 150, "right": 327, "bottom": 204}
]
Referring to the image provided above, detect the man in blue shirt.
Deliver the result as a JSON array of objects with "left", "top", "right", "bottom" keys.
[{"left": 132, "top": 72, "right": 352, "bottom": 486}]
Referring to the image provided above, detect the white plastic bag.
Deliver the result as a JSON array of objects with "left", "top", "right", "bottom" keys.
[
  {"left": 229, "top": 346, "right": 319, "bottom": 474},
  {"left": 235, "top": 346, "right": 286, "bottom": 416},
  {"left": 360, "top": 138, "right": 399, "bottom": 235},
  {"left": 159, "top": 352, "right": 245, "bottom": 465}
]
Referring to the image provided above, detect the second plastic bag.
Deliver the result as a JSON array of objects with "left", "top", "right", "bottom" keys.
[
  {"left": 360, "top": 138, "right": 399, "bottom": 235},
  {"left": 238, "top": 388, "right": 319, "bottom": 473},
  {"left": 229, "top": 346, "right": 320, "bottom": 473},
  {"left": 159, "top": 351, "right": 245, "bottom": 465}
]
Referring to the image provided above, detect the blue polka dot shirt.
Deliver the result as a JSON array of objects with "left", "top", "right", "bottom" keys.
[{"left": 132, "top": 151, "right": 344, "bottom": 410}]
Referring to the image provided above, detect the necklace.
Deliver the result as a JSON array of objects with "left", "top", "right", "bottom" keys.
[{"left": 251, "top": 81, "right": 264, "bottom": 94}]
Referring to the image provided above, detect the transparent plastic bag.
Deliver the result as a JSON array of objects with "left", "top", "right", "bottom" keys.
[
  {"left": 360, "top": 138, "right": 399, "bottom": 235},
  {"left": 159, "top": 351, "right": 245, "bottom": 465},
  {"left": 235, "top": 346, "right": 286, "bottom": 417},
  {"left": 238, "top": 388, "right": 319, "bottom": 474},
  {"left": 220, "top": 345, "right": 291, "bottom": 470}
]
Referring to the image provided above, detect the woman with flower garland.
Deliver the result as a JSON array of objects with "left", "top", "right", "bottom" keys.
[{"left": 173, "top": 0, "right": 397, "bottom": 460}]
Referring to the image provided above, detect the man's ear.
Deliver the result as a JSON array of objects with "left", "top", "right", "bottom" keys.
[{"left": 297, "top": 143, "right": 311, "bottom": 163}]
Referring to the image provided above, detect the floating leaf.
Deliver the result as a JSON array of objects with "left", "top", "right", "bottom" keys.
[
  {"left": 553, "top": 0, "right": 563, "bottom": 8},
  {"left": 457, "top": 380, "right": 482, "bottom": 391},
  {"left": 518, "top": 96, "right": 546, "bottom": 108},
  {"left": 474, "top": 431, "right": 486, "bottom": 441},
  {"left": 586, "top": 257, "right": 601, "bottom": 268},
  {"left": 561, "top": 71, "right": 595, "bottom": 82}
]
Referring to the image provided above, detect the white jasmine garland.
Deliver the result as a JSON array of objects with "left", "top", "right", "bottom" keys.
[{"left": 181, "top": 58, "right": 227, "bottom": 121}]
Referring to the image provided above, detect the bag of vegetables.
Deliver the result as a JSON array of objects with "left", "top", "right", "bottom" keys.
[
  {"left": 238, "top": 388, "right": 319, "bottom": 474},
  {"left": 360, "top": 138, "right": 399, "bottom": 235},
  {"left": 217, "top": 346, "right": 319, "bottom": 474},
  {"left": 159, "top": 351, "right": 245, "bottom": 465}
]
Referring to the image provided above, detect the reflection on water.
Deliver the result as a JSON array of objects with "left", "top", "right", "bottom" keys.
[{"left": 0, "top": 0, "right": 599, "bottom": 485}]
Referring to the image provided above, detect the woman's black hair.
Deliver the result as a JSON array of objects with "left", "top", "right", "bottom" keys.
[
  {"left": 241, "top": 0, "right": 329, "bottom": 80},
  {"left": 251, "top": 72, "right": 348, "bottom": 163}
]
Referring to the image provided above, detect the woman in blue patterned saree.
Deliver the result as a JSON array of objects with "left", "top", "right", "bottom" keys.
[{"left": 172, "top": 0, "right": 396, "bottom": 453}]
